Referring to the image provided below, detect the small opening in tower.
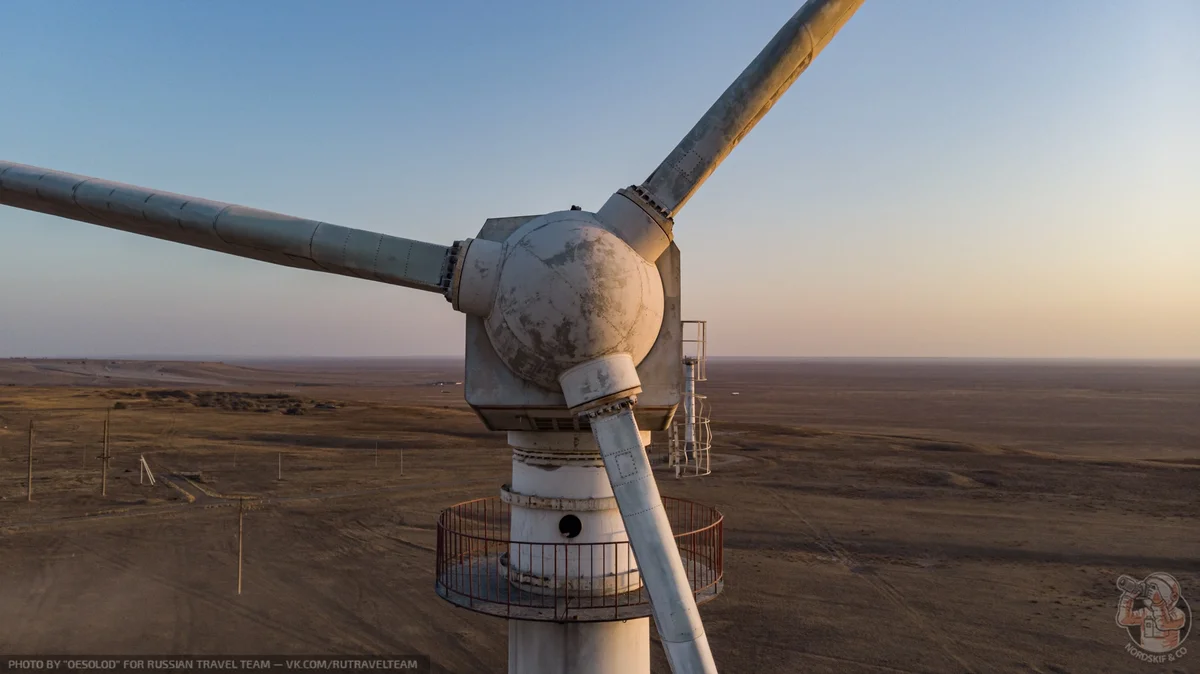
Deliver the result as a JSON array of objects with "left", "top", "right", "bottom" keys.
[{"left": 558, "top": 514, "right": 582, "bottom": 539}]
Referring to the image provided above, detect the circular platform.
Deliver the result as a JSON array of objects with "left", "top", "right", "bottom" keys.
[{"left": 435, "top": 496, "right": 723, "bottom": 622}]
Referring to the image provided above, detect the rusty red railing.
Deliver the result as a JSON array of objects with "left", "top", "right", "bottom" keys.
[{"left": 435, "top": 496, "right": 723, "bottom": 622}]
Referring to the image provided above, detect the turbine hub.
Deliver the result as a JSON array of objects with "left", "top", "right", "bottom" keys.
[{"left": 483, "top": 212, "right": 665, "bottom": 390}]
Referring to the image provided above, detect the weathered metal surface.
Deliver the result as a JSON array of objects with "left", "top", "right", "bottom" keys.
[
  {"left": 509, "top": 618, "right": 651, "bottom": 674},
  {"left": 501, "top": 483, "right": 618, "bottom": 512},
  {"left": 463, "top": 218, "right": 681, "bottom": 432},
  {"left": 0, "top": 161, "right": 452, "bottom": 292},
  {"left": 587, "top": 398, "right": 718, "bottom": 674},
  {"left": 510, "top": 433, "right": 609, "bottom": 469},
  {"left": 642, "top": 0, "right": 866, "bottom": 218},
  {"left": 559, "top": 354, "right": 644, "bottom": 412},
  {"left": 450, "top": 237, "right": 505, "bottom": 316},
  {"left": 483, "top": 212, "right": 664, "bottom": 391},
  {"left": 594, "top": 188, "right": 672, "bottom": 263},
  {"left": 505, "top": 437, "right": 640, "bottom": 617}
]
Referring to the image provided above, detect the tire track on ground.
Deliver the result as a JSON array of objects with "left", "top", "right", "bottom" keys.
[
  {"left": 0, "top": 533, "right": 68, "bottom": 648},
  {"left": 62, "top": 530, "right": 331, "bottom": 651},
  {"left": 763, "top": 484, "right": 980, "bottom": 674},
  {"left": 268, "top": 510, "right": 412, "bottom": 653},
  {"left": 343, "top": 518, "right": 437, "bottom": 554},
  {"left": 729, "top": 636, "right": 932, "bottom": 674}
]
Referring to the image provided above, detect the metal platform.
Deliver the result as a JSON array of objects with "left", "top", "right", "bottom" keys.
[{"left": 435, "top": 497, "right": 723, "bottom": 622}]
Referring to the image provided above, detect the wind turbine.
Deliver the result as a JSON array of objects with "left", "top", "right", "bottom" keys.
[{"left": 0, "top": 1, "right": 865, "bottom": 672}]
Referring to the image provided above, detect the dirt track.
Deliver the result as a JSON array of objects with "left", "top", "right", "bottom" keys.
[{"left": 1, "top": 359, "right": 1197, "bottom": 673}]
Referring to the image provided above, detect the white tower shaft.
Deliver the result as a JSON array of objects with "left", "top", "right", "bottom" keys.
[
  {"left": 506, "top": 431, "right": 651, "bottom": 674},
  {"left": 508, "top": 621, "right": 649, "bottom": 674}
]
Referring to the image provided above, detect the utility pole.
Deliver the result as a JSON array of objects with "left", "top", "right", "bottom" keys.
[
  {"left": 101, "top": 410, "right": 111, "bottom": 497},
  {"left": 237, "top": 497, "right": 245, "bottom": 596},
  {"left": 374, "top": 440, "right": 379, "bottom": 468},
  {"left": 277, "top": 452, "right": 282, "bottom": 481},
  {"left": 400, "top": 447, "right": 404, "bottom": 477},
  {"left": 26, "top": 419, "right": 34, "bottom": 502}
]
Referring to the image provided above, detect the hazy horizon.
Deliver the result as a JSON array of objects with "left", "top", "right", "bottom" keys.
[{"left": 2, "top": 1, "right": 1196, "bottom": 359}]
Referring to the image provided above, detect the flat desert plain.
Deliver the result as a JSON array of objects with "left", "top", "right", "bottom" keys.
[{"left": 0, "top": 358, "right": 1197, "bottom": 673}]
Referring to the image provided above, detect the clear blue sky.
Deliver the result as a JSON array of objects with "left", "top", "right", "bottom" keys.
[{"left": 1, "top": 1, "right": 1196, "bottom": 358}]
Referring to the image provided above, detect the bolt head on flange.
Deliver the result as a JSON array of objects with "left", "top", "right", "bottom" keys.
[{"left": 484, "top": 212, "right": 665, "bottom": 390}]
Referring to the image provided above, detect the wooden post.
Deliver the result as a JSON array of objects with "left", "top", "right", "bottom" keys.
[
  {"left": 237, "top": 497, "right": 245, "bottom": 595},
  {"left": 101, "top": 412, "right": 110, "bottom": 497},
  {"left": 84, "top": 413, "right": 96, "bottom": 469},
  {"left": 26, "top": 419, "right": 34, "bottom": 502},
  {"left": 400, "top": 447, "right": 404, "bottom": 476},
  {"left": 374, "top": 440, "right": 379, "bottom": 468},
  {"left": 277, "top": 452, "right": 282, "bottom": 481},
  {"left": 138, "top": 455, "right": 156, "bottom": 486}
]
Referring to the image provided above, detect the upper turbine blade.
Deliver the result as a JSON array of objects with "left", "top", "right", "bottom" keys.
[
  {"left": 0, "top": 161, "right": 453, "bottom": 293},
  {"left": 641, "top": 0, "right": 865, "bottom": 218}
]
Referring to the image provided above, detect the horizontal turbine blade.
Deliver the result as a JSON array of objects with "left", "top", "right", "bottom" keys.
[
  {"left": 0, "top": 161, "right": 453, "bottom": 293},
  {"left": 642, "top": 0, "right": 866, "bottom": 218}
]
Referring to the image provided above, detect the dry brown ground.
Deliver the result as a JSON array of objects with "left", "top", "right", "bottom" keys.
[{"left": 0, "top": 358, "right": 1197, "bottom": 674}]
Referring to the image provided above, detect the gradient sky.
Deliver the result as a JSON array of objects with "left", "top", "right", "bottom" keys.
[{"left": 1, "top": 1, "right": 1196, "bottom": 358}]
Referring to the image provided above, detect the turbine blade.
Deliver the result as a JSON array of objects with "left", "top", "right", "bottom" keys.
[
  {"left": 0, "top": 161, "right": 453, "bottom": 293},
  {"left": 642, "top": 0, "right": 866, "bottom": 218},
  {"left": 589, "top": 402, "right": 718, "bottom": 674}
]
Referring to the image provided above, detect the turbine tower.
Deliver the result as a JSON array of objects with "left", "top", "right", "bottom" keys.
[{"left": 0, "top": 2, "right": 866, "bottom": 672}]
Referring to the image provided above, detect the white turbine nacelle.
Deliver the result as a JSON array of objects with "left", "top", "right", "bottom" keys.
[{"left": 450, "top": 195, "right": 670, "bottom": 391}]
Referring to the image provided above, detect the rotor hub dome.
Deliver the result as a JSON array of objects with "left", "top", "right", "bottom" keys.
[{"left": 484, "top": 212, "right": 665, "bottom": 390}]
